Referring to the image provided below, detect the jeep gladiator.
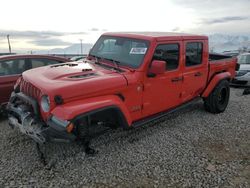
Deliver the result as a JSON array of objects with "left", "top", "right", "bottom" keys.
[{"left": 7, "top": 32, "right": 237, "bottom": 153}]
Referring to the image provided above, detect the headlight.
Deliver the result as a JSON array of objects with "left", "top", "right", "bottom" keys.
[{"left": 41, "top": 95, "right": 50, "bottom": 112}]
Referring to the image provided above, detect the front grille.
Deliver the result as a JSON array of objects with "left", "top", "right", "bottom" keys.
[{"left": 20, "top": 78, "right": 41, "bottom": 100}]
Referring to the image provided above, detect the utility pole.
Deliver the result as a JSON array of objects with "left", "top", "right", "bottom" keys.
[
  {"left": 80, "top": 39, "right": 83, "bottom": 55},
  {"left": 7, "top": 35, "right": 12, "bottom": 53}
]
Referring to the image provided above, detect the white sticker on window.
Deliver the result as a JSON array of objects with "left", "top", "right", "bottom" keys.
[{"left": 130, "top": 48, "right": 147, "bottom": 54}]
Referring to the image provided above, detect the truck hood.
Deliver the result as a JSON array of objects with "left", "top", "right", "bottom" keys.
[{"left": 22, "top": 62, "right": 128, "bottom": 101}]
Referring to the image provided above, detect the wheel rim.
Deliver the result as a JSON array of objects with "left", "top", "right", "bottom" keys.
[{"left": 218, "top": 87, "right": 227, "bottom": 105}]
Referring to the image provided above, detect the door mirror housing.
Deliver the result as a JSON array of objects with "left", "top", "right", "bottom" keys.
[{"left": 148, "top": 60, "right": 166, "bottom": 77}]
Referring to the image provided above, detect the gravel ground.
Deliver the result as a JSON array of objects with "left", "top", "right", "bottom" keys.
[{"left": 0, "top": 88, "right": 249, "bottom": 187}]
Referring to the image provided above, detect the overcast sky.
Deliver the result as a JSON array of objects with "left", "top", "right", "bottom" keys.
[{"left": 0, "top": 0, "right": 250, "bottom": 52}]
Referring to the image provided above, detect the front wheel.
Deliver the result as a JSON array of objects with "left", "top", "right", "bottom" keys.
[{"left": 203, "top": 80, "right": 230, "bottom": 113}]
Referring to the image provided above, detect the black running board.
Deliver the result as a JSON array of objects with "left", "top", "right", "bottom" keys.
[{"left": 132, "top": 97, "right": 201, "bottom": 128}]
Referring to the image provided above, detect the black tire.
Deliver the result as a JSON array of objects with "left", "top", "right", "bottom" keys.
[
  {"left": 243, "top": 88, "right": 250, "bottom": 95},
  {"left": 76, "top": 117, "right": 97, "bottom": 154},
  {"left": 203, "top": 79, "right": 230, "bottom": 113},
  {"left": 76, "top": 117, "right": 89, "bottom": 141}
]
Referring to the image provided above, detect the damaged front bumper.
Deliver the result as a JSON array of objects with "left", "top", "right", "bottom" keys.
[{"left": 7, "top": 92, "right": 76, "bottom": 144}]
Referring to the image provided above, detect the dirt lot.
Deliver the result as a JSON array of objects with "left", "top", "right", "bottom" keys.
[{"left": 0, "top": 88, "right": 249, "bottom": 187}]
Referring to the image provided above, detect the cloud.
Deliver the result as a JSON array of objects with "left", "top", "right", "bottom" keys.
[
  {"left": 0, "top": 30, "right": 90, "bottom": 49},
  {"left": 203, "top": 16, "right": 248, "bottom": 25},
  {"left": 173, "top": 0, "right": 250, "bottom": 9},
  {"left": 90, "top": 28, "right": 99, "bottom": 31},
  {"left": 171, "top": 0, "right": 250, "bottom": 34},
  {"left": 0, "top": 30, "right": 87, "bottom": 39},
  {"left": 172, "top": 27, "right": 181, "bottom": 32},
  {"left": 30, "top": 38, "right": 73, "bottom": 46}
]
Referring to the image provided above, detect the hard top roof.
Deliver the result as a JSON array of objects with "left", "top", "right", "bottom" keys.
[{"left": 103, "top": 32, "right": 208, "bottom": 41}]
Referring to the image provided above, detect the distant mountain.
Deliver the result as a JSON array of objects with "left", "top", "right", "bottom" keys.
[
  {"left": 208, "top": 34, "right": 250, "bottom": 53},
  {"left": 37, "top": 43, "right": 93, "bottom": 55}
]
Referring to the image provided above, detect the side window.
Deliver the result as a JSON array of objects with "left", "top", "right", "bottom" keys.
[
  {"left": 0, "top": 59, "right": 26, "bottom": 76},
  {"left": 185, "top": 42, "right": 203, "bottom": 67},
  {"left": 153, "top": 44, "right": 179, "bottom": 71},
  {"left": 31, "top": 58, "right": 61, "bottom": 68}
]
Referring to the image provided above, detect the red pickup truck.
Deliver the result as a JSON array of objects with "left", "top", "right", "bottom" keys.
[{"left": 7, "top": 32, "right": 236, "bottom": 153}]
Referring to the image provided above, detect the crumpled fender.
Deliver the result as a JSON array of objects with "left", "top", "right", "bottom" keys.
[
  {"left": 51, "top": 95, "right": 132, "bottom": 125},
  {"left": 202, "top": 72, "right": 231, "bottom": 98}
]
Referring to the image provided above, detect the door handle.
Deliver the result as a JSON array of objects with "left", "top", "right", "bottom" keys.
[
  {"left": 194, "top": 72, "right": 202, "bottom": 77},
  {"left": 171, "top": 77, "right": 183, "bottom": 82}
]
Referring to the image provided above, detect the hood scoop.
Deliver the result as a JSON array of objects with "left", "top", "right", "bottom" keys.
[
  {"left": 82, "top": 68, "right": 93, "bottom": 71},
  {"left": 69, "top": 73, "right": 98, "bottom": 79},
  {"left": 51, "top": 63, "right": 78, "bottom": 68}
]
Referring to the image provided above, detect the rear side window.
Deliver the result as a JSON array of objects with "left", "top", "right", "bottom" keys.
[
  {"left": 185, "top": 42, "right": 203, "bottom": 67},
  {"left": 153, "top": 44, "right": 179, "bottom": 71},
  {"left": 238, "top": 54, "right": 250, "bottom": 64},
  {"left": 0, "top": 59, "right": 26, "bottom": 76},
  {"left": 31, "top": 58, "right": 61, "bottom": 68}
]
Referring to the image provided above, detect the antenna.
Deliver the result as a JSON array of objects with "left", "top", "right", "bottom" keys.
[
  {"left": 7, "top": 35, "right": 12, "bottom": 53},
  {"left": 80, "top": 39, "right": 83, "bottom": 55}
]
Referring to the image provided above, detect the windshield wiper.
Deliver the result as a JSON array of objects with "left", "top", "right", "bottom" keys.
[
  {"left": 89, "top": 54, "right": 101, "bottom": 65},
  {"left": 89, "top": 55, "right": 123, "bottom": 72},
  {"left": 102, "top": 57, "right": 122, "bottom": 72}
]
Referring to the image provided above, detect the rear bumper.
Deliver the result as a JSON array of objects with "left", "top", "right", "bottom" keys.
[{"left": 7, "top": 92, "right": 76, "bottom": 144}]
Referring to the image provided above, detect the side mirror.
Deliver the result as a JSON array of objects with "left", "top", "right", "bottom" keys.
[{"left": 148, "top": 60, "right": 166, "bottom": 77}]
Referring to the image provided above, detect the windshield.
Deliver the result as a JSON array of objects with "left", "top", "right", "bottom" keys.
[
  {"left": 238, "top": 54, "right": 250, "bottom": 64},
  {"left": 89, "top": 36, "right": 150, "bottom": 68}
]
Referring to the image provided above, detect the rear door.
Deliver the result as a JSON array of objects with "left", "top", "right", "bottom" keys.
[
  {"left": 0, "top": 59, "right": 25, "bottom": 104},
  {"left": 182, "top": 41, "right": 208, "bottom": 102},
  {"left": 142, "top": 41, "right": 183, "bottom": 117}
]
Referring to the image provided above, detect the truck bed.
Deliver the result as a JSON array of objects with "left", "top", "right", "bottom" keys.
[
  {"left": 209, "top": 53, "right": 232, "bottom": 61},
  {"left": 208, "top": 53, "right": 237, "bottom": 82}
]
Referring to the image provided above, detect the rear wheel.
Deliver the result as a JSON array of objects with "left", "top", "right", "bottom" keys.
[
  {"left": 243, "top": 88, "right": 250, "bottom": 95},
  {"left": 203, "top": 80, "right": 230, "bottom": 113}
]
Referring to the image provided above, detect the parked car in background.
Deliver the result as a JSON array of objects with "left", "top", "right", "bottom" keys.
[
  {"left": 231, "top": 53, "right": 250, "bottom": 88},
  {"left": 0, "top": 55, "right": 70, "bottom": 112},
  {"left": 222, "top": 50, "right": 240, "bottom": 57}
]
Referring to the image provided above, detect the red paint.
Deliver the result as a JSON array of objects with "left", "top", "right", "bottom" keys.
[
  {"left": 201, "top": 72, "right": 231, "bottom": 98},
  {"left": 51, "top": 95, "right": 132, "bottom": 125},
  {"left": 15, "top": 32, "right": 236, "bottom": 126},
  {"left": 149, "top": 60, "right": 166, "bottom": 75}
]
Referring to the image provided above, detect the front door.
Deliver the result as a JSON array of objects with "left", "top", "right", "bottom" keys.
[{"left": 142, "top": 42, "right": 183, "bottom": 117}]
